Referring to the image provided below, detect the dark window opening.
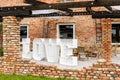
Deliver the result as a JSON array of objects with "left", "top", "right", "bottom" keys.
[
  {"left": 112, "top": 24, "right": 120, "bottom": 43},
  {"left": 59, "top": 25, "right": 73, "bottom": 39},
  {"left": 20, "top": 26, "right": 27, "bottom": 41}
]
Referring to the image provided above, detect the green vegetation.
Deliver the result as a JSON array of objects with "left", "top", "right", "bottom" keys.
[
  {"left": 0, "top": 47, "right": 3, "bottom": 52},
  {"left": 0, "top": 47, "right": 3, "bottom": 56},
  {"left": 0, "top": 74, "right": 75, "bottom": 80}
]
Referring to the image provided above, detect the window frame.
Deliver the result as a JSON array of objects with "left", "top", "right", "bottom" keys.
[
  {"left": 112, "top": 22, "right": 120, "bottom": 43},
  {"left": 20, "top": 25, "right": 29, "bottom": 42},
  {"left": 57, "top": 23, "right": 75, "bottom": 39}
]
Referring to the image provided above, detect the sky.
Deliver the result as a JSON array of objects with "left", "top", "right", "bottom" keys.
[{"left": 112, "top": 6, "right": 120, "bottom": 10}]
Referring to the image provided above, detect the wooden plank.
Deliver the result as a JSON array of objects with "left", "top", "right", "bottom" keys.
[
  {"left": 0, "top": 10, "right": 31, "bottom": 16},
  {"left": 58, "top": 8, "right": 72, "bottom": 12},
  {"left": 0, "top": 0, "right": 120, "bottom": 18},
  {"left": 15, "top": 10, "right": 120, "bottom": 18},
  {"left": 0, "top": 6, "right": 30, "bottom": 11},
  {"left": 1, "top": 0, "right": 120, "bottom": 11},
  {"left": 104, "top": 6, "right": 112, "bottom": 12},
  {"left": 24, "top": 0, "right": 47, "bottom": 5},
  {"left": 92, "top": 14, "right": 120, "bottom": 18},
  {"left": 16, "top": 11, "right": 89, "bottom": 18},
  {"left": 29, "top": 0, "right": 120, "bottom": 10},
  {"left": 25, "top": 0, "right": 73, "bottom": 12}
]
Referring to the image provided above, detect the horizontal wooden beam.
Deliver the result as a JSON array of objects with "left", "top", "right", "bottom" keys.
[
  {"left": 30, "top": 0, "right": 120, "bottom": 10},
  {"left": 92, "top": 14, "right": 120, "bottom": 18},
  {"left": 0, "top": 10, "right": 31, "bottom": 16},
  {"left": 1, "top": 0, "right": 120, "bottom": 11},
  {"left": 58, "top": 8, "right": 73, "bottom": 12},
  {"left": 15, "top": 10, "right": 120, "bottom": 18},
  {"left": 0, "top": 6, "right": 30, "bottom": 11},
  {"left": 16, "top": 12, "right": 90, "bottom": 18},
  {"left": 25, "top": 0, "right": 73, "bottom": 12},
  {"left": 0, "top": 0, "right": 120, "bottom": 19},
  {"left": 24, "top": 0, "right": 46, "bottom": 5}
]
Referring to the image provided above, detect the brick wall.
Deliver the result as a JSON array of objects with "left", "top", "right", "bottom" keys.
[
  {"left": 0, "top": 0, "right": 119, "bottom": 79},
  {"left": 20, "top": 18, "right": 44, "bottom": 41},
  {"left": 20, "top": 16, "right": 96, "bottom": 46},
  {"left": 101, "top": 18, "right": 112, "bottom": 62},
  {"left": 1, "top": 58, "right": 120, "bottom": 80},
  {"left": 2, "top": 16, "right": 20, "bottom": 73},
  {"left": 0, "top": 16, "right": 119, "bottom": 80},
  {"left": 0, "top": 0, "right": 25, "bottom": 6},
  {"left": 14, "top": 60, "right": 120, "bottom": 80},
  {"left": 20, "top": 17, "right": 112, "bottom": 62}
]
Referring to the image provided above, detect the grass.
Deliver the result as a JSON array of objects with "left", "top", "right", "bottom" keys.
[{"left": 0, "top": 74, "right": 75, "bottom": 80}]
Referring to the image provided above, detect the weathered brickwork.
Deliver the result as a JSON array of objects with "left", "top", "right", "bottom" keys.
[
  {"left": 1, "top": 58, "right": 120, "bottom": 80},
  {"left": 20, "top": 18, "right": 44, "bottom": 41},
  {"left": 2, "top": 16, "right": 20, "bottom": 73},
  {"left": 14, "top": 60, "right": 120, "bottom": 80},
  {"left": 0, "top": 0, "right": 119, "bottom": 80},
  {"left": 0, "top": 16, "right": 119, "bottom": 80},
  {"left": 0, "top": 0, "right": 25, "bottom": 6},
  {"left": 0, "top": 0, "right": 104, "bottom": 46},
  {"left": 20, "top": 16, "right": 96, "bottom": 46},
  {"left": 101, "top": 18, "right": 112, "bottom": 62}
]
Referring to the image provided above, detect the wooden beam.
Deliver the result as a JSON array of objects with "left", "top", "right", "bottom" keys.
[
  {"left": 15, "top": 10, "right": 120, "bottom": 18},
  {"left": 0, "top": 6, "right": 30, "bottom": 11},
  {"left": 25, "top": 0, "right": 73, "bottom": 12},
  {"left": 29, "top": 0, "right": 120, "bottom": 10},
  {"left": 0, "top": 0, "right": 120, "bottom": 18},
  {"left": 58, "top": 8, "right": 73, "bottom": 12},
  {"left": 92, "top": 10, "right": 120, "bottom": 18},
  {"left": 92, "top": 14, "right": 120, "bottom": 18},
  {"left": 0, "top": 10, "right": 31, "bottom": 16},
  {"left": 104, "top": 6, "right": 112, "bottom": 12},
  {"left": 16, "top": 12, "right": 89, "bottom": 18},
  {"left": 24, "top": 0, "right": 47, "bottom": 5},
  {"left": 1, "top": 0, "right": 120, "bottom": 11},
  {"left": 86, "top": 7, "right": 93, "bottom": 14}
]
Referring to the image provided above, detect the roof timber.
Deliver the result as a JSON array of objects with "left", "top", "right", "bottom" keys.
[
  {"left": 31, "top": 0, "right": 120, "bottom": 10},
  {"left": 24, "top": 0, "right": 46, "bottom": 5},
  {"left": 104, "top": 6, "right": 112, "bottom": 12},
  {"left": 16, "top": 10, "right": 120, "bottom": 18},
  {"left": 24, "top": 0, "right": 73, "bottom": 13},
  {"left": 93, "top": 14, "right": 120, "bottom": 18},
  {"left": 0, "top": 10, "right": 31, "bottom": 16},
  {"left": 1, "top": 0, "right": 120, "bottom": 11},
  {"left": 0, "top": 0, "right": 120, "bottom": 18}
]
